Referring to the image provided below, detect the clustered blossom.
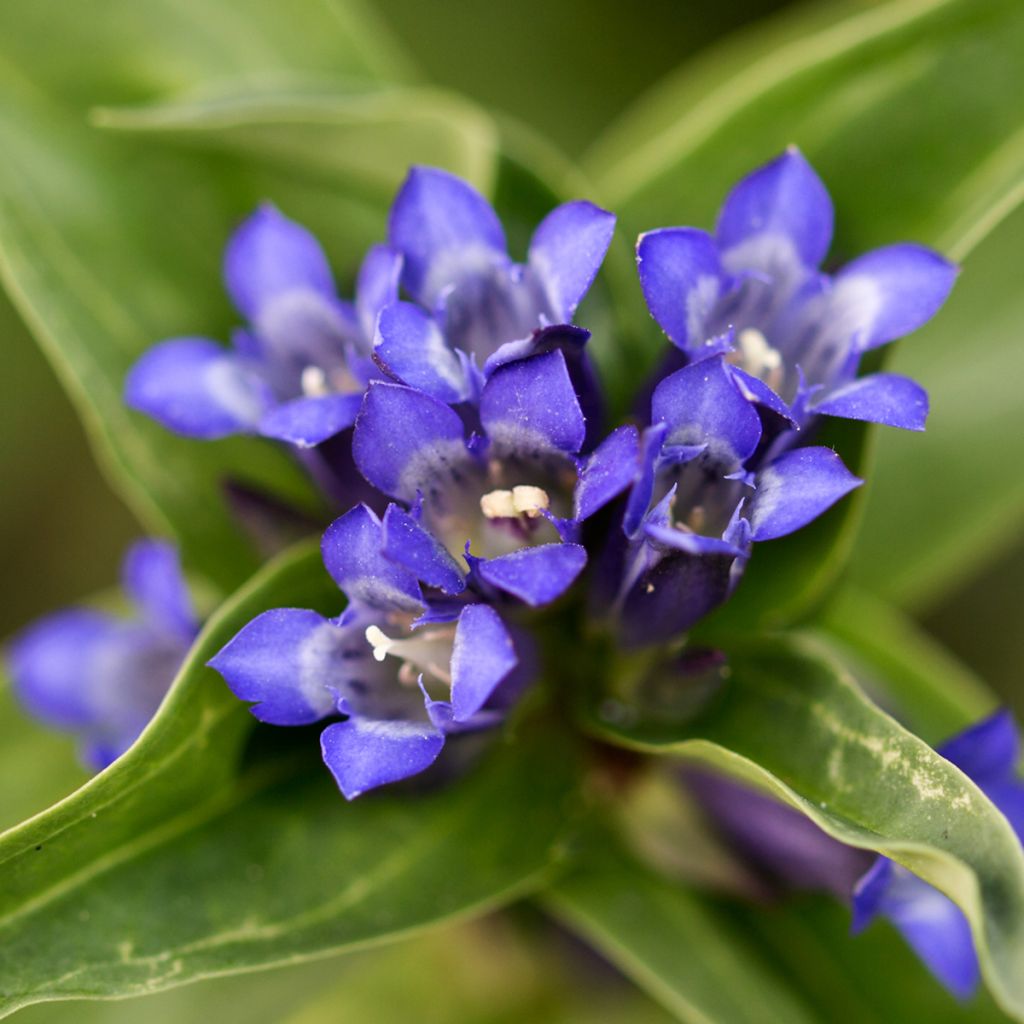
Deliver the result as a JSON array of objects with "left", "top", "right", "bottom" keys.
[
  {"left": 7, "top": 148, "right": 1012, "bottom": 1001},
  {"left": 8, "top": 541, "right": 198, "bottom": 769},
  {"left": 690, "top": 710, "right": 1024, "bottom": 999}
]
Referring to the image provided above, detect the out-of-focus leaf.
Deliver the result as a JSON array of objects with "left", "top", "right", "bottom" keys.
[
  {"left": 585, "top": 0, "right": 1024, "bottom": 629},
  {"left": 849, "top": 196, "right": 1024, "bottom": 608},
  {"left": 0, "top": 543, "right": 580, "bottom": 1015},
  {"left": 808, "top": 585, "right": 997, "bottom": 741},
  {"left": 544, "top": 834, "right": 819, "bottom": 1024},
  {"left": 0, "top": 3, "right": 500, "bottom": 591},
  {"left": 580, "top": 636, "right": 1024, "bottom": 1020}
]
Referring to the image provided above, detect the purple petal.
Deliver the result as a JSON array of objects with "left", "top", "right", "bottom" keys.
[
  {"left": 479, "top": 350, "right": 585, "bottom": 455},
  {"left": 813, "top": 373, "right": 928, "bottom": 431},
  {"left": 575, "top": 425, "right": 640, "bottom": 522},
  {"left": 939, "top": 710, "right": 1020, "bottom": 787},
  {"left": 622, "top": 424, "right": 667, "bottom": 538},
  {"left": 748, "top": 447, "right": 862, "bottom": 541},
  {"left": 224, "top": 204, "right": 335, "bottom": 321},
  {"left": 474, "top": 543, "right": 586, "bottom": 606},
  {"left": 986, "top": 780, "right": 1024, "bottom": 839},
  {"left": 388, "top": 166, "right": 506, "bottom": 306},
  {"left": 207, "top": 609, "right": 342, "bottom": 726},
  {"left": 853, "top": 859, "right": 979, "bottom": 1000},
  {"left": 320, "top": 715, "right": 445, "bottom": 799},
  {"left": 382, "top": 504, "right": 466, "bottom": 595},
  {"left": 450, "top": 604, "right": 517, "bottom": 721},
  {"left": 831, "top": 243, "right": 958, "bottom": 350},
  {"left": 258, "top": 392, "right": 363, "bottom": 448},
  {"left": 643, "top": 522, "right": 745, "bottom": 557},
  {"left": 121, "top": 540, "right": 197, "bottom": 642},
  {"left": 352, "top": 382, "right": 468, "bottom": 502},
  {"left": 528, "top": 200, "right": 616, "bottom": 321},
  {"left": 651, "top": 358, "right": 762, "bottom": 471},
  {"left": 321, "top": 504, "right": 422, "bottom": 612},
  {"left": 728, "top": 366, "right": 795, "bottom": 424},
  {"left": 636, "top": 227, "right": 723, "bottom": 350},
  {"left": 125, "top": 338, "right": 268, "bottom": 439},
  {"left": 716, "top": 147, "right": 834, "bottom": 271},
  {"left": 355, "top": 244, "right": 402, "bottom": 341},
  {"left": 374, "top": 301, "right": 471, "bottom": 403}
]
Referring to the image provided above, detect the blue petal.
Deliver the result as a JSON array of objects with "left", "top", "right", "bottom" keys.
[
  {"left": 813, "top": 373, "right": 928, "bottom": 431},
  {"left": 388, "top": 166, "right": 506, "bottom": 306},
  {"left": 382, "top": 504, "right": 466, "bottom": 595},
  {"left": 208, "top": 608, "right": 342, "bottom": 726},
  {"left": 321, "top": 505, "right": 423, "bottom": 612},
  {"left": 121, "top": 540, "right": 197, "bottom": 642},
  {"left": 939, "top": 710, "right": 1020, "bottom": 787},
  {"left": 651, "top": 358, "right": 763, "bottom": 471},
  {"left": 853, "top": 860, "right": 980, "bottom": 1000},
  {"left": 355, "top": 244, "right": 402, "bottom": 341},
  {"left": 125, "top": 338, "right": 268, "bottom": 439},
  {"left": 748, "top": 447, "right": 862, "bottom": 541},
  {"left": 258, "top": 392, "right": 363, "bottom": 448},
  {"left": 352, "top": 382, "right": 468, "bottom": 502},
  {"left": 831, "top": 243, "right": 958, "bottom": 350},
  {"left": 728, "top": 366, "right": 796, "bottom": 424},
  {"left": 716, "top": 147, "right": 834, "bottom": 271},
  {"left": 636, "top": 227, "right": 723, "bottom": 350},
  {"left": 320, "top": 715, "right": 445, "bottom": 799},
  {"left": 622, "top": 424, "right": 667, "bottom": 539},
  {"left": 474, "top": 543, "right": 587, "bottom": 606},
  {"left": 479, "top": 349, "right": 585, "bottom": 455},
  {"left": 528, "top": 200, "right": 616, "bottom": 321},
  {"left": 986, "top": 780, "right": 1024, "bottom": 839},
  {"left": 374, "top": 301, "right": 471, "bottom": 403},
  {"left": 450, "top": 604, "right": 517, "bottom": 721},
  {"left": 575, "top": 425, "right": 640, "bottom": 522},
  {"left": 9, "top": 609, "right": 133, "bottom": 729},
  {"left": 643, "top": 522, "right": 746, "bottom": 557},
  {"left": 224, "top": 204, "right": 335, "bottom": 320}
]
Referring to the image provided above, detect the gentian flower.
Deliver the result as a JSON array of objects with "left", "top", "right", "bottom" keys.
[
  {"left": 7, "top": 540, "right": 199, "bottom": 769},
  {"left": 635, "top": 147, "right": 957, "bottom": 431},
  {"left": 853, "top": 710, "right": 1024, "bottom": 999},
  {"left": 375, "top": 167, "right": 615, "bottom": 440},
  {"left": 209, "top": 504, "right": 523, "bottom": 799},
  {"left": 351, "top": 348, "right": 636, "bottom": 609},
  {"left": 126, "top": 204, "right": 397, "bottom": 449},
  {"left": 604, "top": 354, "right": 860, "bottom": 647}
]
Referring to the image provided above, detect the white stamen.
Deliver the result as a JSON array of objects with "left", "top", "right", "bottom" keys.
[
  {"left": 363, "top": 624, "right": 455, "bottom": 685},
  {"left": 365, "top": 624, "right": 394, "bottom": 662},
  {"left": 731, "top": 328, "right": 784, "bottom": 388},
  {"left": 301, "top": 365, "right": 330, "bottom": 398},
  {"left": 480, "top": 485, "right": 551, "bottom": 520}
]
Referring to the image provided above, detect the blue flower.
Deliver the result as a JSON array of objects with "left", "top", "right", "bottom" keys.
[
  {"left": 604, "top": 354, "right": 861, "bottom": 647},
  {"left": 7, "top": 541, "right": 199, "bottom": 769},
  {"left": 635, "top": 147, "right": 956, "bottom": 431},
  {"left": 351, "top": 348, "right": 636, "bottom": 608},
  {"left": 209, "top": 504, "right": 523, "bottom": 799},
  {"left": 853, "top": 710, "right": 1024, "bottom": 999},
  {"left": 126, "top": 204, "right": 397, "bottom": 448},
  {"left": 376, "top": 167, "right": 615, "bottom": 441}
]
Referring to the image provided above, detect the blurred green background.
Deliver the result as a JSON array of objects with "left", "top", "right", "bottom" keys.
[{"left": 3, "top": 0, "right": 1018, "bottom": 697}]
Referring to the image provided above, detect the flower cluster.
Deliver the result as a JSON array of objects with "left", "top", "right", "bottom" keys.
[{"left": 115, "top": 151, "right": 956, "bottom": 798}]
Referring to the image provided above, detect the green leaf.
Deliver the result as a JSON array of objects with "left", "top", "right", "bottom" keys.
[
  {"left": 0, "top": 542, "right": 580, "bottom": 1014},
  {"left": 0, "top": 4, "right": 495, "bottom": 591},
  {"left": 808, "top": 585, "right": 997, "bottom": 742},
  {"left": 584, "top": 0, "right": 1024, "bottom": 628},
  {"left": 849, "top": 195, "right": 1024, "bottom": 608},
  {"left": 544, "top": 833, "right": 819, "bottom": 1024},
  {"left": 580, "top": 636, "right": 1024, "bottom": 1020}
]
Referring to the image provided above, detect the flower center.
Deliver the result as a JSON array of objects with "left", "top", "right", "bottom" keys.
[
  {"left": 364, "top": 624, "right": 456, "bottom": 687},
  {"left": 300, "top": 363, "right": 361, "bottom": 398},
  {"left": 727, "top": 328, "right": 784, "bottom": 391}
]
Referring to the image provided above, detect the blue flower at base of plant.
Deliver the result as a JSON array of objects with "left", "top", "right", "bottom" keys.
[
  {"left": 852, "top": 710, "right": 1024, "bottom": 1000},
  {"left": 351, "top": 347, "right": 637, "bottom": 609},
  {"left": 376, "top": 166, "right": 615, "bottom": 444},
  {"left": 125, "top": 204, "right": 398, "bottom": 448},
  {"left": 635, "top": 146, "right": 957, "bottom": 432},
  {"left": 7, "top": 540, "right": 199, "bottom": 770},
  {"left": 208, "top": 504, "right": 524, "bottom": 800},
  {"left": 604, "top": 354, "right": 861, "bottom": 647}
]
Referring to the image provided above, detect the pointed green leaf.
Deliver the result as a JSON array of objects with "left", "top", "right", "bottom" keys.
[
  {"left": 580, "top": 636, "right": 1024, "bottom": 1020},
  {"left": 0, "top": 542, "right": 580, "bottom": 1014}
]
